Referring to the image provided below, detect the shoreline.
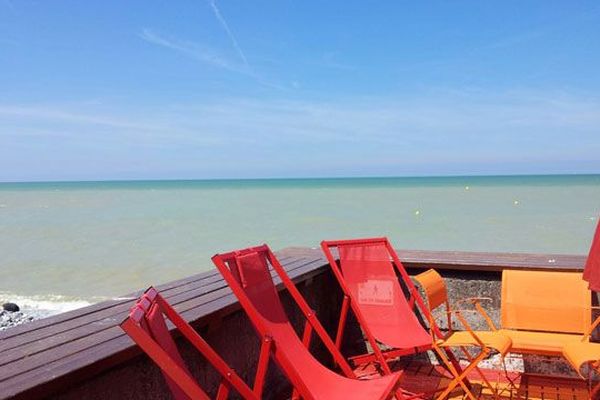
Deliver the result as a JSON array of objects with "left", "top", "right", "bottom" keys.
[{"left": 0, "top": 295, "right": 94, "bottom": 331}]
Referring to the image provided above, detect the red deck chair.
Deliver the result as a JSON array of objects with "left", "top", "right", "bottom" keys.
[
  {"left": 120, "top": 287, "right": 261, "bottom": 400},
  {"left": 321, "top": 238, "right": 509, "bottom": 400},
  {"left": 212, "top": 244, "right": 419, "bottom": 400}
]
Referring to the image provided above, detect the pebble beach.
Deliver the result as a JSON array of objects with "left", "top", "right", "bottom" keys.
[{"left": 0, "top": 309, "right": 33, "bottom": 331}]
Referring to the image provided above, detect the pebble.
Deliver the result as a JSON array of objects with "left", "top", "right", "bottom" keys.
[
  {"left": 3, "top": 302, "right": 20, "bottom": 312},
  {"left": 0, "top": 310, "right": 34, "bottom": 330},
  {"left": 0, "top": 303, "right": 34, "bottom": 330}
]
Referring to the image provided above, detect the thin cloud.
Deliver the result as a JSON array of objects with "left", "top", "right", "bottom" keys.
[
  {"left": 139, "top": 28, "right": 239, "bottom": 73},
  {"left": 138, "top": 28, "right": 284, "bottom": 90},
  {"left": 0, "top": 103, "right": 224, "bottom": 146},
  {"left": 0, "top": 105, "right": 159, "bottom": 130},
  {"left": 1, "top": 89, "right": 599, "bottom": 182},
  {"left": 6, "top": 90, "right": 600, "bottom": 143},
  {"left": 208, "top": 0, "right": 248, "bottom": 66}
]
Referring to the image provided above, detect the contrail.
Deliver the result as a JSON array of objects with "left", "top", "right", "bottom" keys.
[{"left": 208, "top": 0, "right": 248, "bottom": 66}]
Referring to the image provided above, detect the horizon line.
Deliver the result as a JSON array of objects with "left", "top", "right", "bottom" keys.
[{"left": 1, "top": 172, "right": 600, "bottom": 185}]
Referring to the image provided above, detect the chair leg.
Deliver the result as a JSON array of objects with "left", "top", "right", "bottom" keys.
[
  {"left": 499, "top": 357, "right": 521, "bottom": 400},
  {"left": 458, "top": 345, "right": 499, "bottom": 399},
  {"left": 434, "top": 347, "right": 484, "bottom": 400}
]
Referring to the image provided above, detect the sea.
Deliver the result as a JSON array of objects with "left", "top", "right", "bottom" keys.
[{"left": 1, "top": 175, "right": 599, "bottom": 317}]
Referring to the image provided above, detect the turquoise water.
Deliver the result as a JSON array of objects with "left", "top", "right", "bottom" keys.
[{"left": 0, "top": 175, "right": 599, "bottom": 313}]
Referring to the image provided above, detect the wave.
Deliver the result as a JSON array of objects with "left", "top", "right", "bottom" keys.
[{"left": 0, "top": 292, "right": 104, "bottom": 319}]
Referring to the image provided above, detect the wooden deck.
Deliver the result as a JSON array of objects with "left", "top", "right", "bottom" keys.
[
  {"left": 393, "top": 248, "right": 586, "bottom": 272},
  {"left": 0, "top": 248, "right": 332, "bottom": 399},
  {"left": 0, "top": 247, "right": 587, "bottom": 399}
]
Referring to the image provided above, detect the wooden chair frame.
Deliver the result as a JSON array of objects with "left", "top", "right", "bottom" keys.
[{"left": 121, "top": 287, "right": 263, "bottom": 400}]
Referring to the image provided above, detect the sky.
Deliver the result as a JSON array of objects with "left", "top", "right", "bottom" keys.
[{"left": 1, "top": 1, "right": 599, "bottom": 182}]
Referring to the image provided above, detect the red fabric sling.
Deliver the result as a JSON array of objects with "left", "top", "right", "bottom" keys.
[
  {"left": 338, "top": 243, "right": 431, "bottom": 349},
  {"left": 583, "top": 220, "right": 600, "bottom": 292}
]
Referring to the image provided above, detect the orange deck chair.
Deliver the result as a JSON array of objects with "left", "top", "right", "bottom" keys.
[
  {"left": 120, "top": 287, "right": 260, "bottom": 400},
  {"left": 499, "top": 269, "right": 600, "bottom": 396},
  {"left": 321, "top": 238, "right": 511, "bottom": 400},
  {"left": 212, "top": 244, "right": 419, "bottom": 400},
  {"left": 414, "top": 269, "right": 512, "bottom": 392}
]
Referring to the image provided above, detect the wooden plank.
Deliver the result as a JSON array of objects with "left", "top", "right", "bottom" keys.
[
  {"left": 0, "top": 255, "right": 320, "bottom": 378},
  {"left": 3, "top": 295, "right": 240, "bottom": 400},
  {"left": 397, "top": 250, "right": 585, "bottom": 272},
  {"left": 0, "top": 255, "right": 299, "bottom": 353},
  {"left": 0, "top": 254, "right": 294, "bottom": 342},
  {"left": 283, "top": 247, "right": 586, "bottom": 272},
  {"left": 0, "top": 280, "right": 225, "bottom": 367},
  {"left": 0, "top": 253, "right": 327, "bottom": 399},
  {"left": 2, "top": 257, "right": 328, "bottom": 399}
]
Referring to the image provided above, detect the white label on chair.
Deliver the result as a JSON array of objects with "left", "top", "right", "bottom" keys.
[{"left": 358, "top": 280, "right": 394, "bottom": 306}]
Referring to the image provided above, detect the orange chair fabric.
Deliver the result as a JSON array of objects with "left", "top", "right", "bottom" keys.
[
  {"left": 414, "top": 268, "right": 448, "bottom": 311},
  {"left": 439, "top": 330, "right": 512, "bottom": 356},
  {"left": 500, "top": 329, "right": 584, "bottom": 356},
  {"left": 563, "top": 342, "right": 600, "bottom": 377},
  {"left": 501, "top": 270, "right": 591, "bottom": 335}
]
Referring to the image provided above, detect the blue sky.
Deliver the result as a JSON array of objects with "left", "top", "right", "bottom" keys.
[{"left": 1, "top": 1, "right": 599, "bottom": 181}]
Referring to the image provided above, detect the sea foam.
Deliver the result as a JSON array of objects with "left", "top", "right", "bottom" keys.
[{"left": 0, "top": 292, "right": 98, "bottom": 319}]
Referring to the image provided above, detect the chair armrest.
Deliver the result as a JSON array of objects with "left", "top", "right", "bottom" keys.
[
  {"left": 448, "top": 309, "right": 488, "bottom": 349},
  {"left": 455, "top": 297, "right": 493, "bottom": 305},
  {"left": 454, "top": 297, "right": 498, "bottom": 331}
]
